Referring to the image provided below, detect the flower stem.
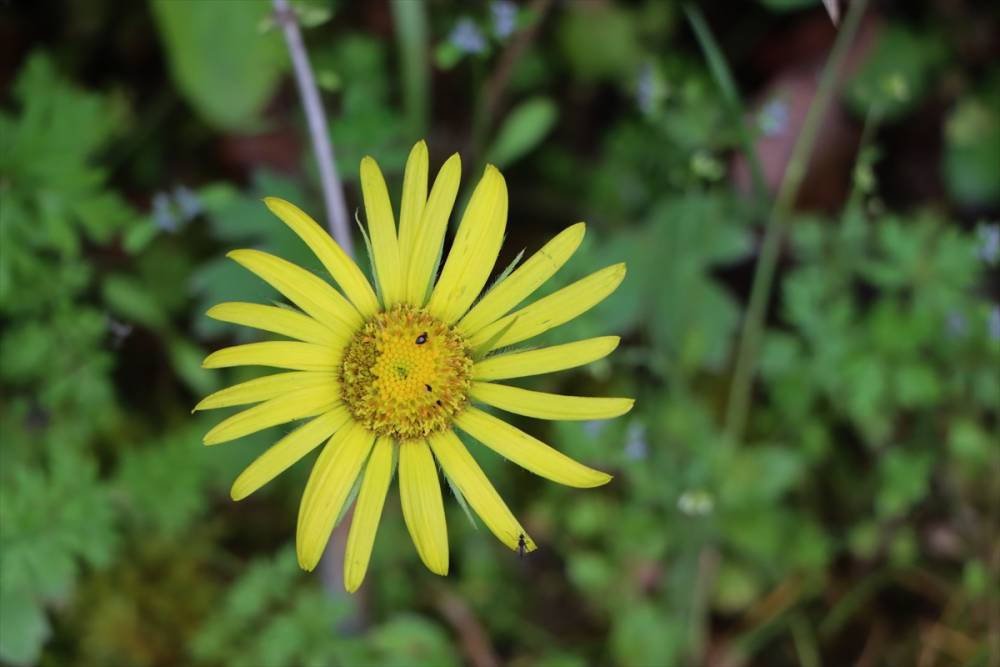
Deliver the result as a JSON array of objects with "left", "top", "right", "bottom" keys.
[
  {"left": 684, "top": 4, "right": 768, "bottom": 216},
  {"left": 391, "top": 0, "right": 430, "bottom": 137},
  {"left": 273, "top": 0, "right": 353, "bottom": 256},
  {"left": 723, "top": 0, "right": 869, "bottom": 441}
]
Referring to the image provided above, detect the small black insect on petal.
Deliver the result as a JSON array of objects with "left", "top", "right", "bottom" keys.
[
  {"left": 517, "top": 533, "right": 527, "bottom": 558},
  {"left": 435, "top": 400, "right": 442, "bottom": 406},
  {"left": 425, "top": 384, "right": 432, "bottom": 392},
  {"left": 415, "top": 332, "right": 428, "bottom": 345}
]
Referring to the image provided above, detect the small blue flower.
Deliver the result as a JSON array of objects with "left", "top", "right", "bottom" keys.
[
  {"left": 174, "top": 185, "right": 202, "bottom": 220},
  {"left": 988, "top": 304, "right": 1000, "bottom": 341},
  {"left": 976, "top": 223, "right": 999, "bottom": 265},
  {"left": 583, "top": 419, "right": 606, "bottom": 439},
  {"left": 759, "top": 97, "right": 790, "bottom": 137},
  {"left": 449, "top": 18, "right": 487, "bottom": 55},
  {"left": 946, "top": 311, "right": 968, "bottom": 338},
  {"left": 636, "top": 62, "right": 657, "bottom": 115},
  {"left": 624, "top": 422, "right": 648, "bottom": 461},
  {"left": 491, "top": 1, "right": 518, "bottom": 39},
  {"left": 152, "top": 192, "right": 177, "bottom": 232}
]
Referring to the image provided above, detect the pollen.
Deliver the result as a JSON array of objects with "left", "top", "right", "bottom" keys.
[{"left": 339, "top": 304, "right": 473, "bottom": 440}]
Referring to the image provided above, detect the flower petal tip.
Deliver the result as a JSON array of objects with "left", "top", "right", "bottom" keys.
[
  {"left": 225, "top": 248, "right": 251, "bottom": 263},
  {"left": 297, "top": 550, "right": 320, "bottom": 572}
]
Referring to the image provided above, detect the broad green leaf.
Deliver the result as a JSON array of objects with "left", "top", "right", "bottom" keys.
[
  {"left": 944, "top": 93, "right": 1000, "bottom": 206},
  {"left": 486, "top": 97, "right": 558, "bottom": 168},
  {"left": 150, "top": 0, "right": 287, "bottom": 129}
]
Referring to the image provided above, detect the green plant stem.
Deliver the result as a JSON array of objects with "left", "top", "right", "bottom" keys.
[
  {"left": 790, "top": 614, "right": 823, "bottom": 667},
  {"left": 470, "top": 0, "right": 553, "bottom": 163},
  {"left": 724, "top": 0, "right": 869, "bottom": 441},
  {"left": 273, "top": 0, "right": 353, "bottom": 255},
  {"left": 684, "top": 4, "right": 769, "bottom": 215},
  {"left": 391, "top": 0, "right": 429, "bottom": 137}
]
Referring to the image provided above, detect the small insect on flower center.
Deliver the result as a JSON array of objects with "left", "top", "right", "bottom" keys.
[{"left": 339, "top": 304, "right": 473, "bottom": 440}]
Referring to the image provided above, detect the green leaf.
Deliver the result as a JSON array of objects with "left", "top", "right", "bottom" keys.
[
  {"left": 610, "top": 603, "right": 683, "bottom": 667},
  {"left": 0, "top": 449, "right": 116, "bottom": 664},
  {"left": 370, "top": 614, "right": 460, "bottom": 667},
  {"left": 846, "top": 25, "right": 945, "bottom": 120},
  {"left": 944, "top": 93, "right": 1000, "bottom": 206},
  {"left": 167, "top": 336, "right": 219, "bottom": 396},
  {"left": 759, "top": 0, "right": 819, "bottom": 10},
  {"left": 103, "top": 274, "right": 168, "bottom": 330},
  {"left": 877, "top": 449, "right": 932, "bottom": 517},
  {"left": 0, "top": 586, "right": 50, "bottom": 665},
  {"left": 150, "top": 0, "right": 287, "bottom": 129},
  {"left": 557, "top": 5, "right": 642, "bottom": 82},
  {"left": 486, "top": 97, "right": 558, "bottom": 168}
]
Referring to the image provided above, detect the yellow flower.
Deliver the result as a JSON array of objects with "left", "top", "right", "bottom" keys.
[{"left": 197, "top": 141, "right": 632, "bottom": 592}]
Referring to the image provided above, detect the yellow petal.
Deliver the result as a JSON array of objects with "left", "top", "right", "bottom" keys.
[
  {"left": 428, "top": 430, "right": 535, "bottom": 553},
  {"left": 472, "top": 336, "right": 620, "bottom": 381},
  {"left": 427, "top": 166, "right": 508, "bottom": 323},
  {"left": 296, "top": 422, "right": 376, "bottom": 571},
  {"left": 228, "top": 249, "right": 361, "bottom": 339},
  {"left": 399, "top": 440, "right": 449, "bottom": 575},
  {"left": 360, "top": 156, "right": 404, "bottom": 306},
  {"left": 230, "top": 407, "right": 351, "bottom": 500},
  {"left": 207, "top": 302, "right": 344, "bottom": 347},
  {"left": 202, "top": 342, "right": 338, "bottom": 371},
  {"left": 195, "top": 371, "right": 336, "bottom": 411},
  {"left": 471, "top": 382, "right": 634, "bottom": 420},
  {"left": 396, "top": 142, "right": 428, "bottom": 282},
  {"left": 203, "top": 386, "right": 339, "bottom": 446},
  {"left": 468, "top": 263, "right": 626, "bottom": 352},
  {"left": 343, "top": 436, "right": 394, "bottom": 593},
  {"left": 454, "top": 407, "right": 612, "bottom": 488},
  {"left": 458, "top": 223, "right": 585, "bottom": 336},
  {"left": 263, "top": 197, "right": 379, "bottom": 317},
  {"left": 405, "top": 153, "right": 461, "bottom": 305}
]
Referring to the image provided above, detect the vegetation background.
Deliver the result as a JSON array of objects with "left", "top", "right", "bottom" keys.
[{"left": 1, "top": 0, "right": 998, "bottom": 665}]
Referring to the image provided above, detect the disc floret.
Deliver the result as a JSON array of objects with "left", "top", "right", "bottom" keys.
[{"left": 340, "top": 304, "right": 473, "bottom": 440}]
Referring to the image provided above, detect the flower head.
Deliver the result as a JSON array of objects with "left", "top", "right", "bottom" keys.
[{"left": 197, "top": 141, "right": 631, "bottom": 592}]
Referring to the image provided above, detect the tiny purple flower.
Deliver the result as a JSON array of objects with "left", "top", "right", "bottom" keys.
[
  {"left": 946, "top": 311, "right": 967, "bottom": 338},
  {"left": 152, "top": 192, "right": 177, "bottom": 232},
  {"left": 759, "top": 97, "right": 790, "bottom": 137},
  {"left": 491, "top": 1, "right": 518, "bottom": 39},
  {"left": 624, "top": 422, "right": 648, "bottom": 460},
  {"left": 449, "top": 18, "right": 487, "bottom": 55},
  {"left": 976, "top": 223, "right": 999, "bottom": 265},
  {"left": 988, "top": 304, "right": 1000, "bottom": 341},
  {"left": 636, "top": 62, "right": 657, "bottom": 115},
  {"left": 583, "top": 419, "right": 606, "bottom": 439},
  {"left": 174, "top": 185, "right": 202, "bottom": 220}
]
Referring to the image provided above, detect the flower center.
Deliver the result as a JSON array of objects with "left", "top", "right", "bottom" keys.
[{"left": 339, "top": 304, "right": 473, "bottom": 441}]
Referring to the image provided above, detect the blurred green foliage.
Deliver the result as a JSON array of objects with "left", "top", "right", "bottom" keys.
[
  {"left": 149, "top": 0, "right": 288, "bottom": 130},
  {"left": 1, "top": 1, "right": 998, "bottom": 666}
]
